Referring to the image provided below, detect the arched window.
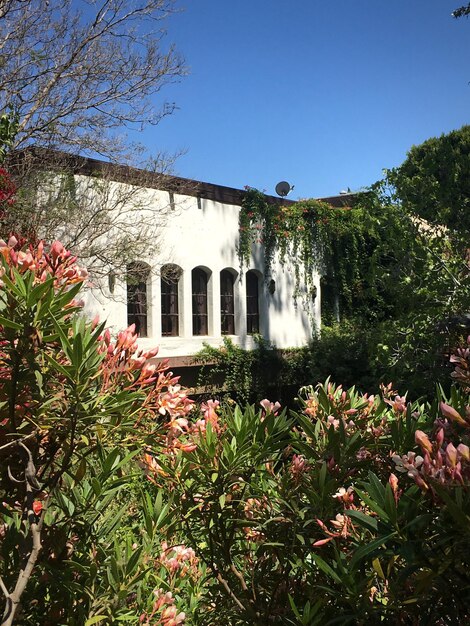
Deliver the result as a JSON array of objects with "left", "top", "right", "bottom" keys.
[
  {"left": 220, "top": 269, "right": 235, "bottom": 335},
  {"left": 161, "top": 264, "right": 181, "bottom": 337},
  {"left": 192, "top": 267, "right": 209, "bottom": 336},
  {"left": 246, "top": 271, "right": 259, "bottom": 335},
  {"left": 127, "top": 262, "right": 151, "bottom": 337}
]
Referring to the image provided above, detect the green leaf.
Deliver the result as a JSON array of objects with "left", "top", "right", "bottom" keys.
[
  {"left": 355, "top": 488, "right": 390, "bottom": 523},
  {"left": 350, "top": 532, "right": 396, "bottom": 568},
  {"left": 288, "top": 594, "right": 302, "bottom": 620},
  {"left": 74, "top": 458, "right": 87, "bottom": 484},
  {"left": 345, "top": 509, "right": 378, "bottom": 533},
  {"left": 85, "top": 616, "right": 108, "bottom": 625},
  {"left": 433, "top": 484, "right": 470, "bottom": 530},
  {"left": 310, "top": 553, "right": 342, "bottom": 584},
  {"left": 156, "top": 502, "right": 171, "bottom": 529},
  {"left": 372, "top": 557, "right": 385, "bottom": 580},
  {"left": 126, "top": 546, "right": 143, "bottom": 576},
  {"left": 365, "top": 472, "right": 386, "bottom": 508},
  {"left": 294, "top": 411, "right": 318, "bottom": 442},
  {"left": 44, "top": 353, "right": 72, "bottom": 380},
  {"left": 0, "top": 315, "right": 22, "bottom": 330}
]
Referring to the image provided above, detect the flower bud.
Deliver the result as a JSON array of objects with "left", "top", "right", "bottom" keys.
[
  {"left": 415, "top": 430, "right": 433, "bottom": 454},
  {"left": 440, "top": 402, "right": 467, "bottom": 426},
  {"left": 446, "top": 442, "right": 458, "bottom": 468}
]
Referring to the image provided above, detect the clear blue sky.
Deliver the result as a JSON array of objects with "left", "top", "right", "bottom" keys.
[{"left": 132, "top": 0, "right": 470, "bottom": 199}]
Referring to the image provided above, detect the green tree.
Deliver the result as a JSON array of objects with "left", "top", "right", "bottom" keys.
[{"left": 386, "top": 125, "right": 470, "bottom": 234}]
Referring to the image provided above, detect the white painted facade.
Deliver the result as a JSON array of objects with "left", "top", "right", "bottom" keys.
[{"left": 76, "top": 164, "right": 322, "bottom": 362}]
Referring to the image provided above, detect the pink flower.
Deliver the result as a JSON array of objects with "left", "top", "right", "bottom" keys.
[
  {"left": 440, "top": 401, "right": 467, "bottom": 426},
  {"left": 392, "top": 451, "right": 424, "bottom": 478},
  {"left": 260, "top": 399, "right": 281, "bottom": 416},
  {"left": 457, "top": 443, "right": 470, "bottom": 462},
  {"left": 385, "top": 394, "right": 407, "bottom": 414},
  {"left": 327, "top": 415, "right": 340, "bottom": 429},
  {"left": 415, "top": 430, "right": 433, "bottom": 454},
  {"left": 332, "top": 487, "right": 354, "bottom": 505},
  {"left": 178, "top": 441, "right": 197, "bottom": 453},
  {"left": 388, "top": 473, "right": 399, "bottom": 493},
  {"left": 446, "top": 443, "right": 458, "bottom": 468},
  {"left": 290, "top": 454, "right": 309, "bottom": 483},
  {"left": 199, "top": 399, "right": 220, "bottom": 432}
]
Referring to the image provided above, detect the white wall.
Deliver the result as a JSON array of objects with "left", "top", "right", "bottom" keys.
[{"left": 82, "top": 181, "right": 321, "bottom": 358}]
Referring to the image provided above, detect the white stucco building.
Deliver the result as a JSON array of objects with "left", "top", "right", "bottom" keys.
[{"left": 20, "top": 150, "right": 352, "bottom": 367}]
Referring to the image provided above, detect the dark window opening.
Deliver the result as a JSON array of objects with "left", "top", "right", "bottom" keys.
[
  {"left": 161, "top": 267, "right": 180, "bottom": 337},
  {"left": 246, "top": 271, "right": 259, "bottom": 335},
  {"left": 192, "top": 268, "right": 208, "bottom": 336},
  {"left": 127, "top": 262, "right": 150, "bottom": 337},
  {"left": 221, "top": 270, "right": 235, "bottom": 335}
]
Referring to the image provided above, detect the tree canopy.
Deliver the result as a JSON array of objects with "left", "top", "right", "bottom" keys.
[
  {"left": 386, "top": 125, "right": 470, "bottom": 234},
  {"left": 0, "top": 1, "right": 188, "bottom": 285}
]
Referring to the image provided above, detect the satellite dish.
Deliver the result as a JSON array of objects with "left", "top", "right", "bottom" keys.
[{"left": 275, "top": 181, "right": 292, "bottom": 197}]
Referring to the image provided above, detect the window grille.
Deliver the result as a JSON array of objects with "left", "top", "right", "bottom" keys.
[
  {"left": 220, "top": 269, "right": 235, "bottom": 335},
  {"left": 192, "top": 268, "right": 208, "bottom": 335},
  {"left": 127, "top": 262, "right": 150, "bottom": 337},
  {"left": 246, "top": 271, "right": 259, "bottom": 335}
]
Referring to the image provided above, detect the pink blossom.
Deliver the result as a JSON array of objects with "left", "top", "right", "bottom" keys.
[
  {"left": 385, "top": 394, "right": 407, "bottom": 414},
  {"left": 392, "top": 451, "right": 424, "bottom": 478},
  {"left": 446, "top": 442, "right": 458, "bottom": 468},
  {"left": 260, "top": 398, "right": 281, "bottom": 416},
  {"left": 440, "top": 401, "right": 467, "bottom": 426},
  {"left": 332, "top": 486, "right": 354, "bottom": 505},
  {"left": 290, "top": 454, "right": 309, "bottom": 483},
  {"left": 457, "top": 443, "right": 470, "bottom": 462},
  {"left": 415, "top": 430, "right": 433, "bottom": 454}
]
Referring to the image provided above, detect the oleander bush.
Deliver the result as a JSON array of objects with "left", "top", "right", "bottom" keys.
[
  {"left": 0, "top": 235, "right": 198, "bottom": 625},
  {"left": 1, "top": 233, "right": 470, "bottom": 625},
  {"left": 149, "top": 358, "right": 470, "bottom": 624},
  {"left": 0, "top": 157, "right": 469, "bottom": 624}
]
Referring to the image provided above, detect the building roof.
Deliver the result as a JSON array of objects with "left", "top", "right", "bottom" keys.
[{"left": 10, "top": 147, "right": 357, "bottom": 208}]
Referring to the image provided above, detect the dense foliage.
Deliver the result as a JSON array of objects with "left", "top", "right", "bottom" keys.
[
  {"left": 149, "top": 348, "right": 470, "bottom": 624},
  {"left": 238, "top": 127, "right": 470, "bottom": 398},
  {"left": 0, "top": 178, "right": 469, "bottom": 624},
  {"left": 453, "top": 3, "right": 470, "bottom": 18},
  {"left": 0, "top": 235, "right": 198, "bottom": 625},
  {"left": 386, "top": 125, "right": 470, "bottom": 235},
  {"left": 239, "top": 186, "right": 430, "bottom": 325}
]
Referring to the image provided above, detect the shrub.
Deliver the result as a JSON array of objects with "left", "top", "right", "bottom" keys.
[
  {"left": 1, "top": 230, "right": 469, "bottom": 625},
  {"left": 151, "top": 349, "right": 470, "bottom": 624},
  {"left": 0, "top": 236, "right": 197, "bottom": 624}
]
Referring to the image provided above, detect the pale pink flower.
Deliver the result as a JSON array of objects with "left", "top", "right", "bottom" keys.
[
  {"left": 260, "top": 398, "right": 281, "bottom": 416},
  {"left": 392, "top": 451, "right": 424, "bottom": 478},
  {"left": 385, "top": 394, "right": 407, "bottom": 414},
  {"left": 290, "top": 454, "right": 309, "bottom": 483}
]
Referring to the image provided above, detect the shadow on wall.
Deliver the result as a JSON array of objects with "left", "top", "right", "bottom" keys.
[{"left": 217, "top": 232, "right": 314, "bottom": 348}]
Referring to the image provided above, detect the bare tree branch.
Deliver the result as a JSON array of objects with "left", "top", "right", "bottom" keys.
[
  {"left": 5, "top": 147, "right": 199, "bottom": 289},
  {"left": 1, "top": 444, "right": 45, "bottom": 626},
  {"left": 0, "top": 0, "right": 186, "bottom": 161}
]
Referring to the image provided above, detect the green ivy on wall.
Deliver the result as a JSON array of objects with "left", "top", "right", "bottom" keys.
[{"left": 238, "top": 187, "right": 422, "bottom": 323}]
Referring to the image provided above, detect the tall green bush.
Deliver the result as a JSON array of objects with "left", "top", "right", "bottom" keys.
[
  {"left": 151, "top": 353, "right": 470, "bottom": 624},
  {"left": 0, "top": 235, "right": 196, "bottom": 625}
]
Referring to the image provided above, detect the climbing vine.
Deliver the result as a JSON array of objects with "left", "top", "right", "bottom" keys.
[{"left": 238, "top": 187, "right": 422, "bottom": 322}]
